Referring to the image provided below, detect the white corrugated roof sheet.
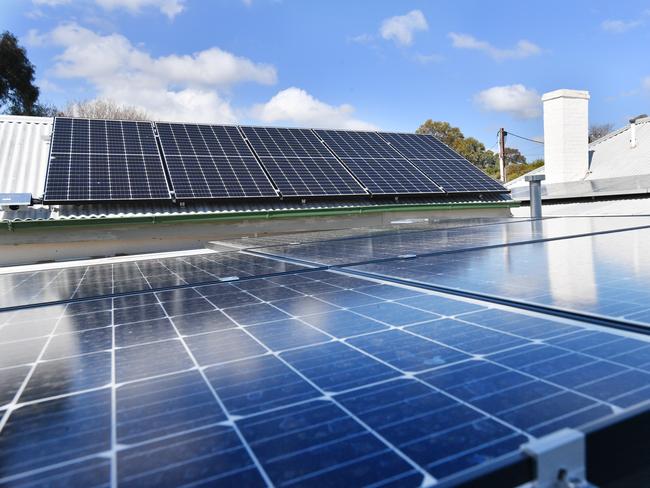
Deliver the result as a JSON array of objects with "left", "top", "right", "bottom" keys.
[
  {"left": 511, "top": 197, "right": 650, "bottom": 217},
  {"left": 0, "top": 115, "right": 53, "bottom": 197}
]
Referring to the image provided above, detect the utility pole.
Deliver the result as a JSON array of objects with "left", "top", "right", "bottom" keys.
[{"left": 498, "top": 128, "right": 507, "bottom": 183}]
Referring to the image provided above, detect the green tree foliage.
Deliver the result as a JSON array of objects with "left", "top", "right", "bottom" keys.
[
  {"left": 416, "top": 119, "right": 543, "bottom": 182},
  {"left": 505, "top": 159, "right": 544, "bottom": 181},
  {"left": 504, "top": 147, "right": 526, "bottom": 165},
  {"left": 0, "top": 31, "right": 55, "bottom": 116},
  {"left": 416, "top": 119, "right": 498, "bottom": 171}
]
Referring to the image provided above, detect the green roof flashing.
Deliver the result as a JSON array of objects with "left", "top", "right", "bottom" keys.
[{"left": 3, "top": 200, "right": 519, "bottom": 231}]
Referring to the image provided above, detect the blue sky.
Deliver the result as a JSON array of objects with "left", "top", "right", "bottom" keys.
[{"left": 3, "top": 0, "right": 650, "bottom": 160}]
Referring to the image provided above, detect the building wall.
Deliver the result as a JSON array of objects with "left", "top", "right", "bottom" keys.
[{"left": 0, "top": 207, "right": 510, "bottom": 266}]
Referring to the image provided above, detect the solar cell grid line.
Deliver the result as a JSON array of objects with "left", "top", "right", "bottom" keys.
[
  {"left": 239, "top": 126, "right": 368, "bottom": 197},
  {"left": 43, "top": 117, "right": 171, "bottom": 202},
  {"left": 155, "top": 122, "right": 278, "bottom": 200},
  {"left": 377, "top": 132, "right": 508, "bottom": 193},
  {"left": 314, "top": 129, "right": 444, "bottom": 195}
]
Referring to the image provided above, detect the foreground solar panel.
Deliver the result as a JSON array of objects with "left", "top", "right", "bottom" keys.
[
  {"left": 379, "top": 132, "right": 508, "bottom": 193},
  {"left": 43, "top": 117, "right": 171, "bottom": 202},
  {"left": 156, "top": 122, "right": 278, "bottom": 199},
  {"left": 350, "top": 224, "right": 650, "bottom": 328},
  {"left": 240, "top": 126, "right": 368, "bottom": 197},
  {"left": 315, "top": 129, "right": 444, "bottom": 195},
  {"left": 1, "top": 252, "right": 650, "bottom": 486}
]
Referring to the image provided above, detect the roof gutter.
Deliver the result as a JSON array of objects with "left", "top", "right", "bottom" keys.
[{"left": 2, "top": 201, "right": 518, "bottom": 231}]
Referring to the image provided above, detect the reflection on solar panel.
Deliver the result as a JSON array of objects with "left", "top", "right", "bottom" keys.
[
  {"left": 315, "top": 129, "right": 444, "bottom": 195},
  {"left": 379, "top": 132, "right": 507, "bottom": 193},
  {"left": 156, "top": 123, "right": 278, "bottom": 199},
  {"left": 350, "top": 224, "right": 650, "bottom": 327},
  {"left": 43, "top": 117, "right": 171, "bottom": 202},
  {"left": 240, "top": 126, "right": 367, "bottom": 197},
  {"left": 2, "top": 264, "right": 650, "bottom": 486}
]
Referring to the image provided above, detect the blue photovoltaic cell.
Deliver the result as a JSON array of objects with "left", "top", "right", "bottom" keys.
[
  {"left": 240, "top": 126, "right": 368, "bottom": 197},
  {"left": 378, "top": 131, "right": 508, "bottom": 193},
  {"left": 156, "top": 122, "right": 277, "bottom": 199},
  {"left": 2, "top": 248, "right": 650, "bottom": 486},
  {"left": 44, "top": 117, "right": 171, "bottom": 202},
  {"left": 315, "top": 129, "right": 444, "bottom": 195}
]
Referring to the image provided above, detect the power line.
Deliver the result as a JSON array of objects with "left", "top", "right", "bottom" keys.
[{"left": 505, "top": 131, "right": 544, "bottom": 145}]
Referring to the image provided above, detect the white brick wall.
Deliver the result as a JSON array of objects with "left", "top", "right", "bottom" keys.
[{"left": 542, "top": 89, "right": 590, "bottom": 183}]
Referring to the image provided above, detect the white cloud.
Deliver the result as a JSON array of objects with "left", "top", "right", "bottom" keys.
[
  {"left": 474, "top": 84, "right": 541, "bottom": 119},
  {"left": 380, "top": 10, "right": 428, "bottom": 46},
  {"left": 32, "top": 0, "right": 70, "bottom": 5},
  {"left": 348, "top": 33, "right": 375, "bottom": 44},
  {"left": 601, "top": 19, "right": 642, "bottom": 33},
  {"left": 95, "top": 0, "right": 186, "bottom": 19},
  {"left": 449, "top": 33, "right": 541, "bottom": 61},
  {"left": 44, "top": 23, "right": 277, "bottom": 123},
  {"left": 24, "top": 28, "right": 47, "bottom": 47},
  {"left": 251, "top": 87, "right": 377, "bottom": 130},
  {"left": 413, "top": 53, "right": 444, "bottom": 64},
  {"left": 643, "top": 76, "right": 650, "bottom": 91}
]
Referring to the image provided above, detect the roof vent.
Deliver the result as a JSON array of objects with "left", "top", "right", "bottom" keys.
[{"left": 629, "top": 114, "right": 647, "bottom": 149}]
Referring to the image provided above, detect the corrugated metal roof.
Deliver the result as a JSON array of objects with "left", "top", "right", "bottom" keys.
[
  {"left": 1, "top": 194, "right": 515, "bottom": 223},
  {"left": 511, "top": 197, "right": 650, "bottom": 217},
  {"left": 0, "top": 115, "right": 53, "bottom": 197},
  {"left": 0, "top": 115, "right": 514, "bottom": 224}
]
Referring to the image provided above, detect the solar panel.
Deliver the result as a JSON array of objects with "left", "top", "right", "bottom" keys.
[
  {"left": 43, "top": 117, "right": 171, "bottom": 202},
  {"left": 156, "top": 123, "right": 278, "bottom": 199},
  {"left": 350, "top": 224, "right": 650, "bottom": 327},
  {"left": 314, "top": 129, "right": 444, "bottom": 195},
  {"left": 239, "top": 126, "right": 367, "bottom": 197},
  {"left": 3, "top": 265, "right": 650, "bottom": 486},
  {"left": 379, "top": 132, "right": 508, "bottom": 193}
]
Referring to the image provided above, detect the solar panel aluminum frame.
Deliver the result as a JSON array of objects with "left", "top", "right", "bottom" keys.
[
  {"left": 238, "top": 125, "right": 370, "bottom": 200},
  {"left": 312, "top": 128, "right": 446, "bottom": 197},
  {"left": 375, "top": 131, "right": 509, "bottom": 195},
  {"left": 154, "top": 121, "right": 281, "bottom": 202},
  {"left": 435, "top": 401, "right": 650, "bottom": 488},
  {"left": 43, "top": 117, "right": 173, "bottom": 204}
]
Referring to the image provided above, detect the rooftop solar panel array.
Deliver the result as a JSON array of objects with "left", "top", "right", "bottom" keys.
[
  {"left": 379, "top": 132, "right": 508, "bottom": 193},
  {"left": 315, "top": 129, "right": 445, "bottom": 195},
  {"left": 43, "top": 117, "right": 171, "bottom": 202},
  {"left": 42, "top": 117, "right": 508, "bottom": 203},
  {"left": 240, "top": 126, "right": 367, "bottom": 197},
  {"left": 2, "top": 218, "right": 650, "bottom": 485},
  {"left": 156, "top": 123, "right": 278, "bottom": 199}
]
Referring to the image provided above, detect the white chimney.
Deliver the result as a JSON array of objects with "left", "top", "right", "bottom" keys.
[
  {"left": 542, "top": 89, "right": 590, "bottom": 183},
  {"left": 629, "top": 114, "right": 647, "bottom": 148}
]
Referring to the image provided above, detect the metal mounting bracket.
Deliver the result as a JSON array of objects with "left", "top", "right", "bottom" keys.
[{"left": 522, "top": 428, "right": 595, "bottom": 488}]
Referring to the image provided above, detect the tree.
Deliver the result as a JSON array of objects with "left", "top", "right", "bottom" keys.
[
  {"left": 455, "top": 136, "right": 498, "bottom": 169},
  {"left": 416, "top": 119, "right": 498, "bottom": 173},
  {"left": 416, "top": 120, "right": 464, "bottom": 148},
  {"left": 63, "top": 99, "right": 149, "bottom": 120},
  {"left": 588, "top": 123, "right": 614, "bottom": 143},
  {"left": 505, "top": 159, "right": 544, "bottom": 181},
  {"left": 504, "top": 147, "right": 526, "bottom": 165},
  {"left": 0, "top": 31, "right": 41, "bottom": 115}
]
